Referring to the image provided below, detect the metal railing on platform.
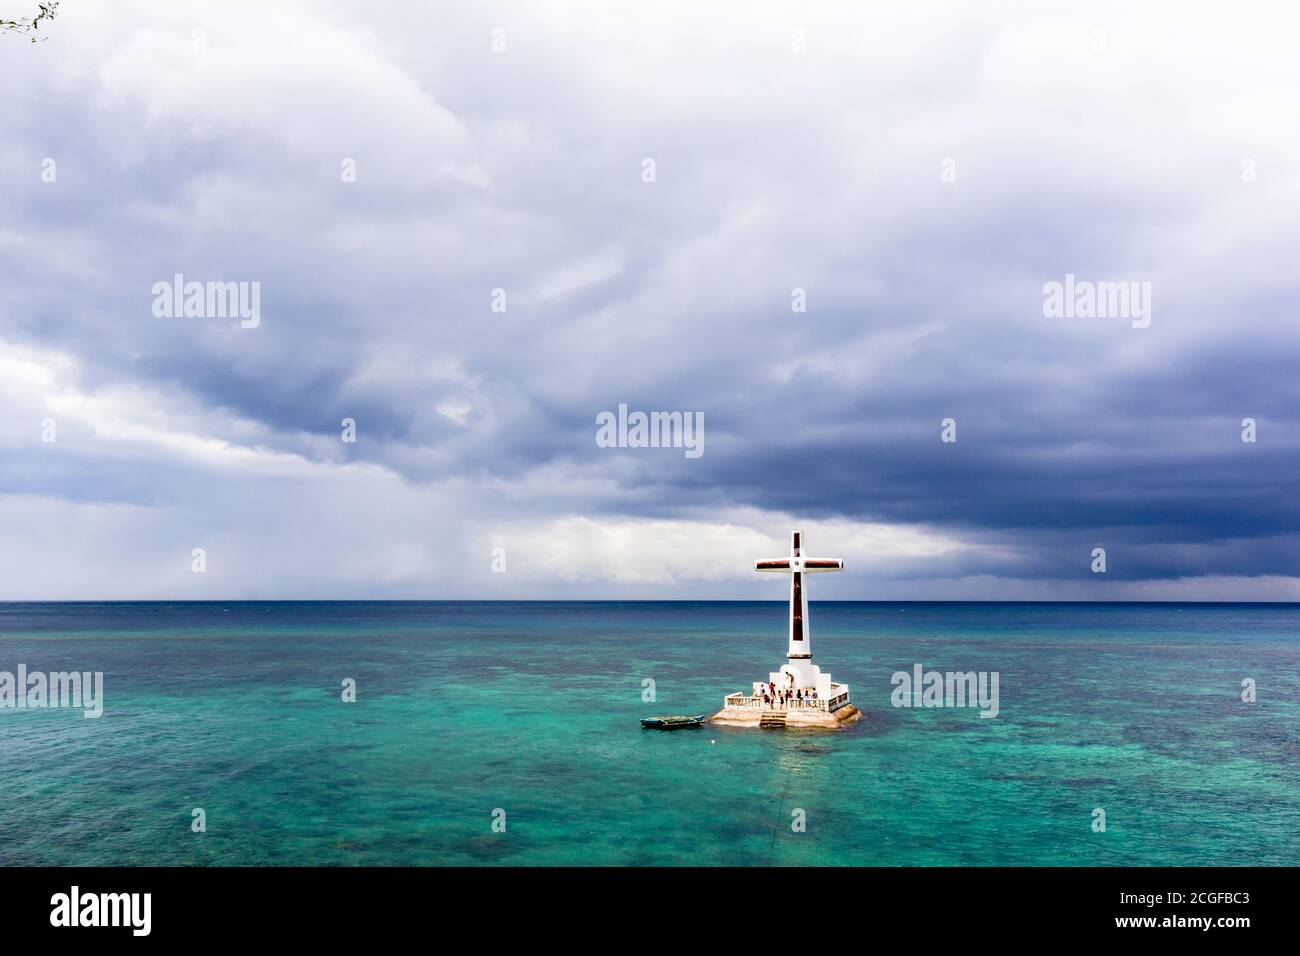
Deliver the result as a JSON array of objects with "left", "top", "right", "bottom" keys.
[
  {"left": 723, "top": 693, "right": 830, "bottom": 712},
  {"left": 724, "top": 684, "right": 850, "bottom": 713}
]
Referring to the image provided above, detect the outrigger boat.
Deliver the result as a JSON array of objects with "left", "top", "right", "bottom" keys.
[{"left": 640, "top": 714, "right": 706, "bottom": 730}]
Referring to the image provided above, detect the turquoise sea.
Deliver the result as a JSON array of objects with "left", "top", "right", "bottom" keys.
[{"left": 1, "top": 601, "right": 1296, "bottom": 866}]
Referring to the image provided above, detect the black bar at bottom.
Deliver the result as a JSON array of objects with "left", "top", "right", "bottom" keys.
[{"left": 0, "top": 866, "right": 1285, "bottom": 942}]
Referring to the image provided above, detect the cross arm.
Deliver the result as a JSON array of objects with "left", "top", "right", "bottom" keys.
[{"left": 801, "top": 558, "right": 843, "bottom": 572}]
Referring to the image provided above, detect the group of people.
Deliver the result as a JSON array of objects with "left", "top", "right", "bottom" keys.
[{"left": 758, "top": 680, "right": 818, "bottom": 709}]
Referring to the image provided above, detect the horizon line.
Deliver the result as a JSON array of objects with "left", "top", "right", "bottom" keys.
[{"left": 3, "top": 598, "right": 1300, "bottom": 606}]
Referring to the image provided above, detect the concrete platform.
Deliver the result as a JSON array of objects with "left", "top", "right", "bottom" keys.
[{"left": 708, "top": 703, "right": 860, "bottom": 730}]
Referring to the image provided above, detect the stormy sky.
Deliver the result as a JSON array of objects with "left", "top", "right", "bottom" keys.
[{"left": 2, "top": 0, "right": 1298, "bottom": 600}]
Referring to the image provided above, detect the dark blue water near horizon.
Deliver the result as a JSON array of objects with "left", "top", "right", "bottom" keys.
[{"left": 2, "top": 601, "right": 1297, "bottom": 865}]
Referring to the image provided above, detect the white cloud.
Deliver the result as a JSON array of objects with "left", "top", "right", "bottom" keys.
[
  {"left": 0, "top": 339, "right": 384, "bottom": 480},
  {"left": 493, "top": 512, "right": 972, "bottom": 586}
]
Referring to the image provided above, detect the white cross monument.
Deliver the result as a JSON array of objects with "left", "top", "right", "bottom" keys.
[{"left": 712, "top": 530, "right": 860, "bottom": 729}]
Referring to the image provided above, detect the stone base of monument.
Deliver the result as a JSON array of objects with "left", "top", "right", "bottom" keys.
[{"left": 709, "top": 702, "right": 860, "bottom": 730}]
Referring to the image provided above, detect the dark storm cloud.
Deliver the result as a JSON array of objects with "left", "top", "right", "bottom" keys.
[{"left": 3, "top": 1, "right": 1300, "bottom": 597}]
